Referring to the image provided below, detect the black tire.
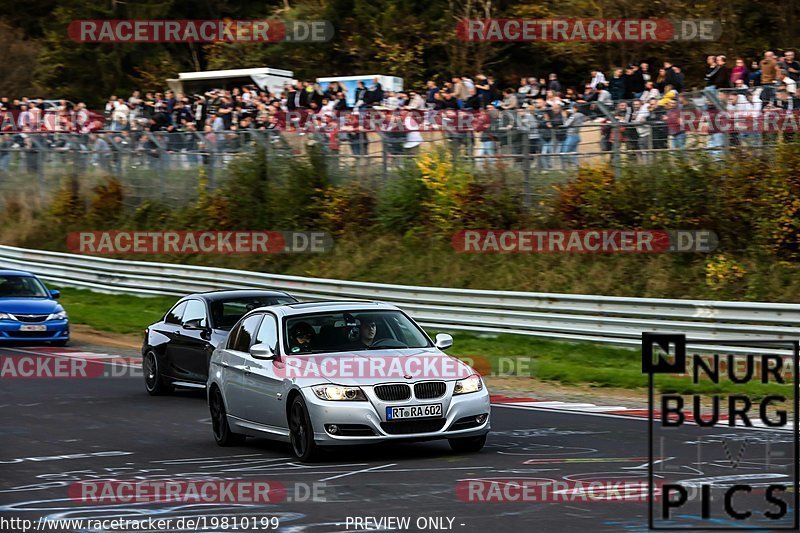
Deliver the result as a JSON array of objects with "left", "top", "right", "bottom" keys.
[
  {"left": 288, "top": 395, "right": 321, "bottom": 462},
  {"left": 143, "top": 350, "right": 173, "bottom": 396},
  {"left": 51, "top": 340, "right": 69, "bottom": 347},
  {"left": 448, "top": 433, "right": 487, "bottom": 453},
  {"left": 209, "top": 387, "right": 246, "bottom": 446}
]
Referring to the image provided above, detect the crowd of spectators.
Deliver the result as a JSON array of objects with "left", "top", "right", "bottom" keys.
[{"left": 1, "top": 48, "right": 799, "bottom": 172}]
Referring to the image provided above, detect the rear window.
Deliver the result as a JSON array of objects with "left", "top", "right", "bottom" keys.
[
  {"left": 210, "top": 296, "right": 295, "bottom": 330},
  {"left": 0, "top": 275, "right": 49, "bottom": 298}
]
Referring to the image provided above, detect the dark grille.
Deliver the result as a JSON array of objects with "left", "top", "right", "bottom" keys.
[
  {"left": 448, "top": 416, "right": 483, "bottom": 432},
  {"left": 13, "top": 314, "right": 49, "bottom": 323},
  {"left": 414, "top": 381, "right": 446, "bottom": 399},
  {"left": 374, "top": 384, "right": 411, "bottom": 401},
  {"left": 380, "top": 419, "right": 446, "bottom": 435},
  {"left": 7, "top": 331, "right": 52, "bottom": 338},
  {"left": 332, "top": 424, "right": 376, "bottom": 437}
]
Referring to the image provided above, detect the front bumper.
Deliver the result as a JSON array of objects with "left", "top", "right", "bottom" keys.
[
  {"left": 302, "top": 381, "right": 491, "bottom": 445},
  {"left": 0, "top": 319, "right": 70, "bottom": 342}
]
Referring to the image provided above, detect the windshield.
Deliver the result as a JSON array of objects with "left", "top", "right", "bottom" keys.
[
  {"left": 0, "top": 275, "right": 50, "bottom": 298},
  {"left": 284, "top": 310, "right": 432, "bottom": 354},
  {"left": 209, "top": 296, "right": 295, "bottom": 329}
]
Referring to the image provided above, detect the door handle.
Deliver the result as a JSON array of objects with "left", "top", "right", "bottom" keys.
[
  {"left": 220, "top": 361, "right": 230, "bottom": 368},
  {"left": 243, "top": 365, "right": 252, "bottom": 375}
]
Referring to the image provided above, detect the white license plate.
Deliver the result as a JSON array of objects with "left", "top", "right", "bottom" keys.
[
  {"left": 19, "top": 325, "right": 47, "bottom": 332},
  {"left": 386, "top": 403, "right": 442, "bottom": 420}
]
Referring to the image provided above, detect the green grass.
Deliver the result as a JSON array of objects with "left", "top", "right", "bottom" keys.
[
  {"left": 56, "top": 286, "right": 178, "bottom": 335},
  {"left": 442, "top": 332, "right": 792, "bottom": 398},
  {"left": 446, "top": 331, "right": 652, "bottom": 389},
  {"left": 55, "top": 287, "right": 792, "bottom": 398}
]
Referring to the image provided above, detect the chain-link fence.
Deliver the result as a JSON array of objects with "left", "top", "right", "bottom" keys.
[{"left": 0, "top": 100, "right": 794, "bottom": 210}]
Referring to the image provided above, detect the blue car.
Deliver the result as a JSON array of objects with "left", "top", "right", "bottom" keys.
[{"left": 0, "top": 270, "right": 69, "bottom": 345}]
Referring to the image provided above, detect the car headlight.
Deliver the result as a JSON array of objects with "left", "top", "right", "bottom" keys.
[
  {"left": 0, "top": 312, "right": 13, "bottom": 320},
  {"left": 311, "top": 385, "right": 367, "bottom": 401},
  {"left": 454, "top": 374, "right": 483, "bottom": 395},
  {"left": 47, "top": 311, "right": 68, "bottom": 321}
]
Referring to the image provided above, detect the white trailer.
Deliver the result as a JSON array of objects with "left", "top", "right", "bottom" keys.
[
  {"left": 316, "top": 75, "right": 404, "bottom": 107},
  {"left": 167, "top": 67, "right": 295, "bottom": 97}
]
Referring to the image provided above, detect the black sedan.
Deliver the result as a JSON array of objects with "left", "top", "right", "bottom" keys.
[{"left": 142, "top": 290, "right": 297, "bottom": 394}]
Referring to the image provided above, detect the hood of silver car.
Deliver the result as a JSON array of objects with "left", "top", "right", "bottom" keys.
[{"left": 279, "top": 348, "right": 475, "bottom": 386}]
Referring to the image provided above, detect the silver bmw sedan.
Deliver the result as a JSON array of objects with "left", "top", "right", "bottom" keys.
[{"left": 207, "top": 300, "right": 490, "bottom": 461}]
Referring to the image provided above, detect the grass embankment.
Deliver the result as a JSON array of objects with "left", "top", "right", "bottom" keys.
[
  {"left": 55, "top": 287, "right": 791, "bottom": 399},
  {"left": 56, "top": 287, "right": 177, "bottom": 335},
  {"left": 6, "top": 144, "right": 800, "bottom": 302}
]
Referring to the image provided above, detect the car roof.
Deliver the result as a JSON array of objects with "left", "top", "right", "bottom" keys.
[
  {"left": 0, "top": 270, "right": 36, "bottom": 277},
  {"left": 184, "top": 289, "right": 297, "bottom": 303},
  {"left": 251, "top": 300, "right": 400, "bottom": 317}
]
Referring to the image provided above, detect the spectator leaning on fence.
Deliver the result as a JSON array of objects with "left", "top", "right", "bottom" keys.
[
  {"left": 561, "top": 105, "right": 585, "bottom": 168},
  {"left": 476, "top": 103, "right": 498, "bottom": 166},
  {"left": 761, "top": 50, "right": 779, "bottom": 101}
]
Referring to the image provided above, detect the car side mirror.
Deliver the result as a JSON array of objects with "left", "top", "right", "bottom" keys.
[
  {"left": 250, "top": 343, "right": 276, "bottom": 360},
  {"left": 183, "top": 318, "right": 207, "bottom": 331},
  {"left": 435, "top": 333, "right": 453, "bottom": 350},
  {"left": 49, "top": 289, "right": 60, "bottom": 300}
]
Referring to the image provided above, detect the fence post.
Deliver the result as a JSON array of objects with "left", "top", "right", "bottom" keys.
[
  {"left": 207, "top": 133, "right": 216, "bottom": 191},
  {"left": 38, "top": 146, "right": 46, "bottom": 207},
  {"left": 158, "top": 134, "right": 167, "bottom": 197},
  {"left": 264, "top": 131, "right": 271, "bottom": 182},
  {"left": 612, "top": 123, "right": 622, "bottom": 178},
  {"left": 522, "top": 130, "right": 531, "bottom": 209},
  {"left": 381, "top": 134, "right": 388, "bottom": 185},
  {"left": 207, "top": 133, "right": 216, "bottom": 190},
  {"left": 28, "top": 135, "right": 47, "bottom": 206}
]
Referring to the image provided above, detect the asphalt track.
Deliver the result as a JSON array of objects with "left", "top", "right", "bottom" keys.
[{"left": 0, "top": 342, "right": 796, "bottom": 532}]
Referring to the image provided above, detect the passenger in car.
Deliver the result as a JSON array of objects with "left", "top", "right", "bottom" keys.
[{"left": 289, "top": 321, "right": 316, "bottom": 353}]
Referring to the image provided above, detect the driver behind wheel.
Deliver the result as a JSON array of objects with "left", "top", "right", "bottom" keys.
[
  {"left": 289, "top": 321, "right": 316, "bottom": 353},
  {"left": 346, "top": 317, "right": 378, "bottom": 349}
]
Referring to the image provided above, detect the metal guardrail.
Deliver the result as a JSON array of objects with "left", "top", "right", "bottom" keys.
[{"left": 0, "top": 245, "right": 797, "bottom": 354}]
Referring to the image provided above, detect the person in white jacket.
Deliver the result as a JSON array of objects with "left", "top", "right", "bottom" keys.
[
  {"left": 639, "top": 81, "right": 661, "bottom": 103},
  {"left": 735, "top": 91, "right": 762, "bottom": 146},
  {"left": 403, "top": 111, "right": 423, "bottom": 154},
  {"left": 634, "top": 100, "right": 652, "bottom": 159},
  {"left": 110, "top": 99, "right": 130, "bottom": 131},
  {"left": 589, "top": 70, "right": 607, "bottom": 89}
]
